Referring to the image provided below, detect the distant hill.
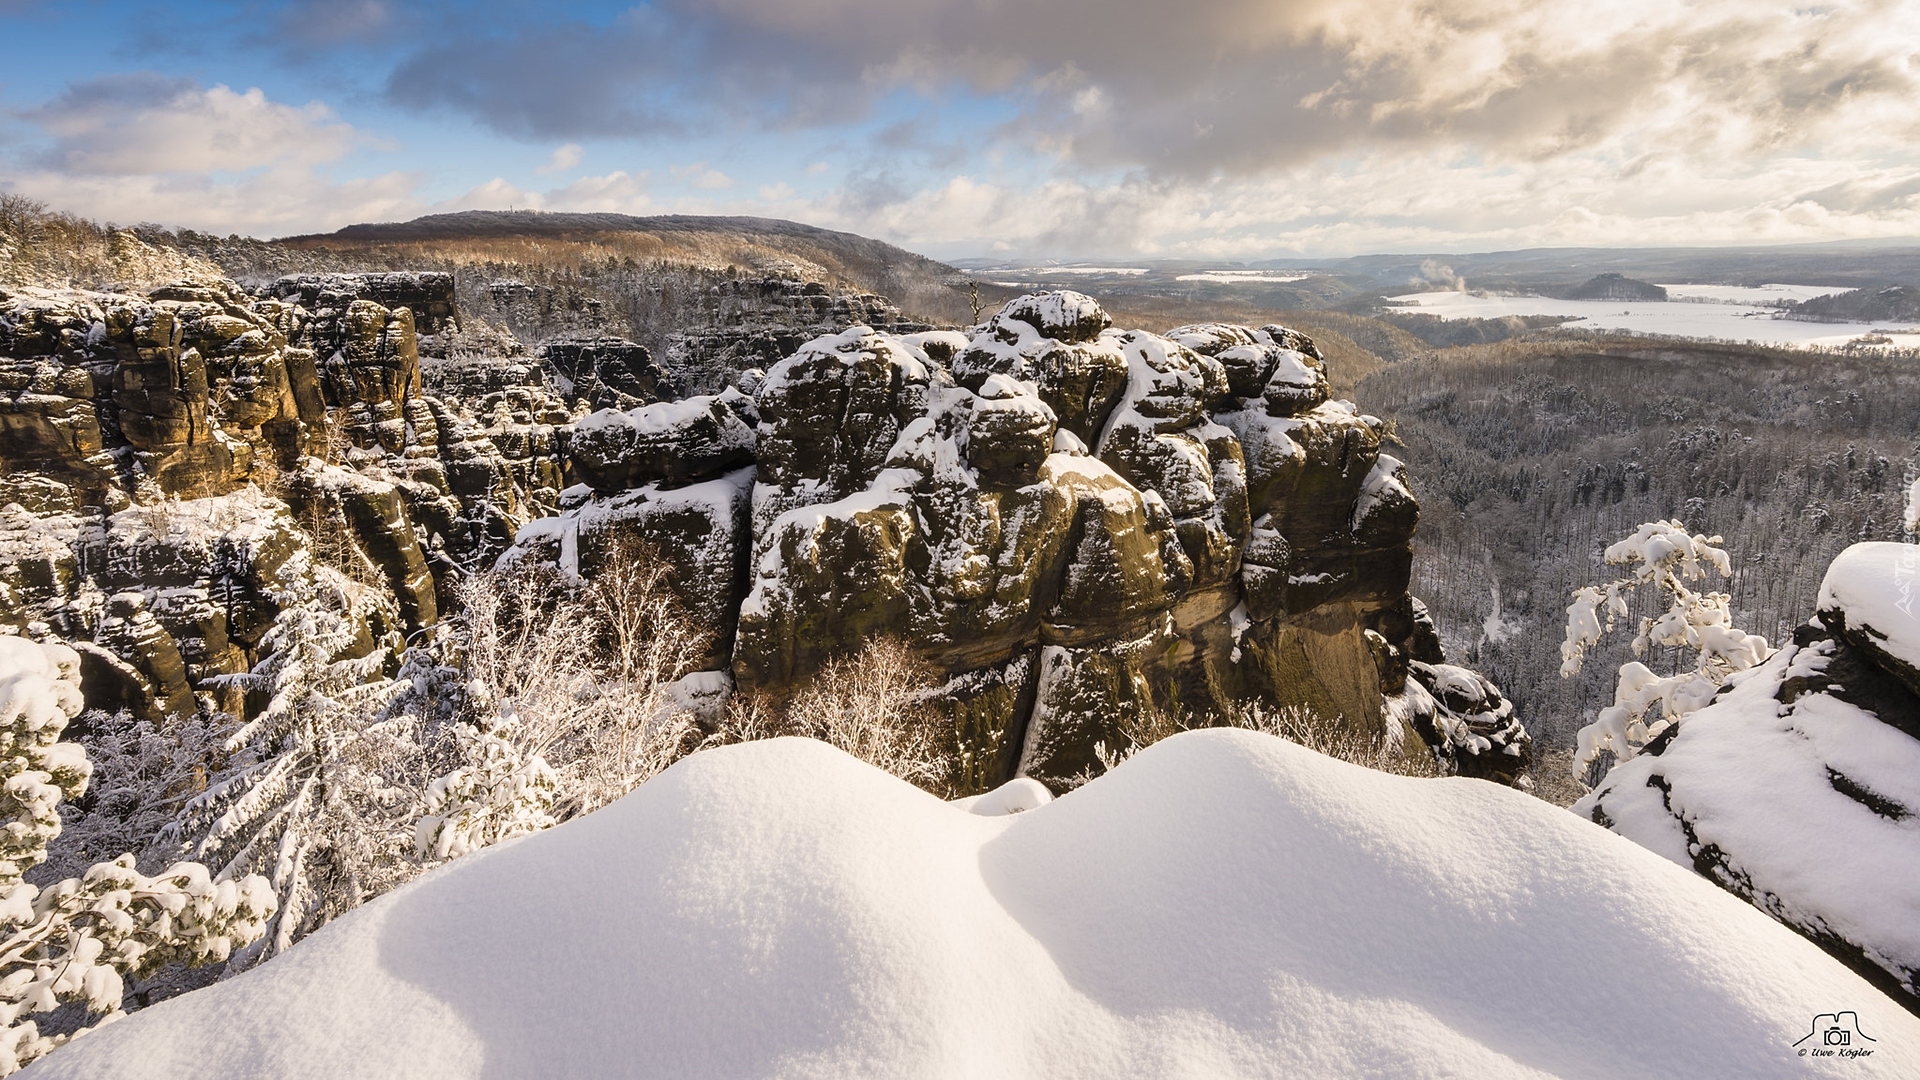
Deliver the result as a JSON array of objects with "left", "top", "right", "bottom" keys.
[
  {"left": 1559, "top": 273, "right": 1667, "bottom": 301},
  {"left": 268, "top": 211, "right": 980, "bottom": 326},
  {"left": 1247, "top": 241, "right": 1920, "bottom": 293},
  {"left": 1787, "top": 284, "right": 1920, "bottom": 324}
]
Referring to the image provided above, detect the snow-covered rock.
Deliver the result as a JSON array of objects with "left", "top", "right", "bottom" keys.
[
  {"left": 29, "top": 730, "right": 1917, "bottom": 1079},
  {"left": 1818, "top": 541, "right": 1920, "bottom": 696},
  {"left": 1584, "top": 542, "right": 1920, "bottom": 1008}
]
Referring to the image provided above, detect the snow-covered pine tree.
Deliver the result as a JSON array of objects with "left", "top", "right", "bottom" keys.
[
  {"left": 1561, "top": 520, "right": 1773, "bottom": 778},
  {"left": 0, "top": 637, "right": 273, "bottom": 1075},
  {"left": 161, "top": 567, "right": 413, "bottom": 970}
]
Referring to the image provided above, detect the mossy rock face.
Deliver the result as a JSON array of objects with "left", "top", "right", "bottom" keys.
[
  {"left": 936, "top": 650, "right": 1039, "bottom": 797},
  {"left": 964, "top": 379, "right": 1056, "bottom": 488},
  {"left": 1038, "top": 456, "right": 1180, "bottom": 643},
  {"left": 1098, "top": 421, "right": 1248, "bottom": 592},
  {"left": 1261, "top": 402, "right": 1381, "bottom": 544},
  {"left": 901, "top": 478, "right": 1077, "bottom": 668},
  {"left": 734, "top": 500, "right": 916, "bottom": 689},
  {"left": 313, "top": 301, "right": 422, "bottom": 408},
  {"left": 1235, "top": 602, "right": 1386, "bottom": 740},
  {"left": 0, "top": 349, "right": 105, "bottom": 479}
]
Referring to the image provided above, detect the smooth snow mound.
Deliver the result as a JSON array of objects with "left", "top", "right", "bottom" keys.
[{"left": 29, "top": 732, "right": 1919, "bottom": 1079}]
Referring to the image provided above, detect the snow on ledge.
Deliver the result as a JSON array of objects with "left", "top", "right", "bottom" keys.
[
  {"left": 1819, "top": 541, "right": 1920, "bottom": 674},
  {"left": 30, "top": 731, "right": 1920, "bottom": 1079}
]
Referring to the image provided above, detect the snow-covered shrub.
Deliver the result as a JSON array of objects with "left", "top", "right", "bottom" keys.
[
  {"left": 414, "top": 718, "right": 557, "bottom": 862},
  {"left": 31, "top": 709, "right": 227, "bottom": 884},
  {"left": 1562, "top": 521, "right": 1771, "bottom": 777},
  {"left": 720, "top": 637, "right": 953, "bottom": 795},
  {"left": 0, "top": 637, "right": 272, "bottom": 1075},
  {"left": 416, "top": 546, "right": 711, "bottom": 856},
  {"left": 161, "top": 571, "right": 412, "bottom": 969}
]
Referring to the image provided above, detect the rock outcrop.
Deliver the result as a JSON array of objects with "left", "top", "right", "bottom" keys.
[
  {"left": 539, "top": 336, "right": 678, "bottom": 411},
  {"left": 3, "top": 269, "right": 1525, "bottom": 794},
  {"left": 1581, "top": 541, "right": 1920, "bottom": 1012},
  {"left": 514, "top": 291, "right": 1531, "bottom": 790},
  {"left": 0, "top": 273, "right": 562, "bottom": 719},
  {"left": 665, "top": 276, "right": 934, "bottom": 394}
]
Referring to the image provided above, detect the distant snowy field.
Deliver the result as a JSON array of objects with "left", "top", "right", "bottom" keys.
[
  {"left": 1174, "top": 271, "right": 1314, "bottom": 284},
  {"left": 30, "top": 731, "right": 1917, "bottom": 1079},
  {"left": 1387, "top": 287, "right": 1920, "bottom": 350}
]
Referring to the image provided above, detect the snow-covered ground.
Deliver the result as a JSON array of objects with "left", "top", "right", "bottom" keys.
[
  {"left": 1174, "top": 272, "right": 1314, "bottom": 284},
  {"left": 31, "top": 731, "right": 1917, "bottom": 1079},
  {"left": 963, "top": 266, "right": 1152, "bottom": 277},
  {"left": 1386, "top": 289, "right": 1920, "bottom": 350},
  {"left": 1658, "top": 283, "right": 1853, "bottom": 305},
  {"left": 1578, "top": 541, "right": 1920, "bottom": 1011}
]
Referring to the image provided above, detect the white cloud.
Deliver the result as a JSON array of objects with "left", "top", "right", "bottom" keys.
[
  {"left": 1, "top": 166, "right": 422, "bottom": 237},
  {"left": 795, "top": 140, "right": 1920, "bottom": 259},
  {"left": 440, "top": 170, "right": 655, "bottom": 215},
  {"left": 671, "top": 162, "right": 734, "bottom": 190},
  {"left": 758, "top": 181, "right": 796, "bottom": 200},
  {"left": 26, "top": 75, "right": 368, "bottom": 175},
  {"left": 536, "top": 143, "right": 584, "bottom": 175}
]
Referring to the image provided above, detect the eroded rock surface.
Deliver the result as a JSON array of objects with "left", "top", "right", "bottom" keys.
[
  {"left": 3, "top": 272, "right": 1524, "bottom": 795},
  {"left": 518, "top": 291, "right": 1527, "bottom": 790}
]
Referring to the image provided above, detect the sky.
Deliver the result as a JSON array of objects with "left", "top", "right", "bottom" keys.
[{"left": 3, "top": 0, "right": 1920, "bottom": 260}]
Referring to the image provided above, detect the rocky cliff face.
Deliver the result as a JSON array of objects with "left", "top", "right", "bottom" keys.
[
  {"left": 1, "top": 271, "right": 1527, "bottom": 793},
  {"left": 504, "top": 290, "right": 1530, "bottom": 790}
]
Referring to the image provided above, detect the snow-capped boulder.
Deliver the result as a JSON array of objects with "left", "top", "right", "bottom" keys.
[
  {"left": 995, "top": 288, "right": 1111, "bottom": 343},
  {"left": 1583, "top": 541, "right": 1920, "bottom": 1009},
  {"left": 1167, "top": 321, "right": 1330, "bottom": 415},
  {"left": 1402, "top": 660, "right": 1532, "bottom": 785},
  {"left": 964, "top": 374, "right": 1056, "bottom": 486},
  {"left": 954, "top": 292, "right": 1131, "bottom": 445},
  {"left": 28, "top": 730, "right": 1919, "bottom": 1079},
  {"left": 1818, "top": 542, "right": 1920, "bottom": 699},
  {"left": 567, "top": 395, "right": 755, "bottom": 493}
]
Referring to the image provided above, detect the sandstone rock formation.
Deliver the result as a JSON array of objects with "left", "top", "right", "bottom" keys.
[
  {"left": 515, "top": 291, "right": 1532, "bottom": 790},
  {"left": 2, "top": 268, "right": 1526, "bottom": 794}
]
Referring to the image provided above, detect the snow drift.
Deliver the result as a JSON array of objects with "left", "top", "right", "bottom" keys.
[{"left": 28, "top": 731, "right": 1919, "bottom": 1079}]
